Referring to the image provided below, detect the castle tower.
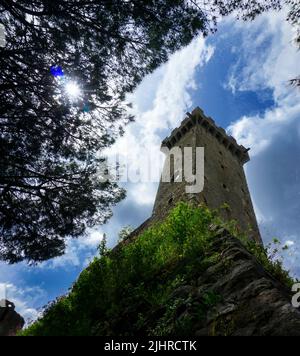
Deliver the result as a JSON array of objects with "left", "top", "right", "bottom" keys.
[{"left": 152, "top": 107, "right": 262, "bottom": 244}]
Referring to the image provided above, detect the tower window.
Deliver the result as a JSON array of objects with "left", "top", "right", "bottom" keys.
[
  {"left": 221, "top": 164, "right": 225, "bottom": 170},
  {"left": 168, "top": 197, "right": 174, "bottom": 205},
  {"left": 223, "top": 184, "right": 228, "bottom": 190}
]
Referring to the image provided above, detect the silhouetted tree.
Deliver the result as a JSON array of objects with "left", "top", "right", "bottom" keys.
[
  {"left": 118, "top": 225, "right": 134, "bottom": 243},
  {"left": 98, "top": 233, "right": 108, "bottom": 257},
  {"left": 0, "top": 0, "right": 209, "bottom": 263},
  {"left": 287, "top": 0, "right": 300, "bottom": 86},
  {"left": 0, "top": 0, "right": 298, "bottom": 264}
]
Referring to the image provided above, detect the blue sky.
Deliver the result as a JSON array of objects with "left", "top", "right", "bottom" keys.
[{"left": 1, "top": 9, "right": 300, "bottom": 322}]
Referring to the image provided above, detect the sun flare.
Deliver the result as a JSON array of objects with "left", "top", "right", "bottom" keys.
[{"left": 65, "top": 81, "right": 81, "bottom": 100}]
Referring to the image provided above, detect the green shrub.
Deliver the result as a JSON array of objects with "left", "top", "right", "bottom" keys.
[
  {"left": 237, "top": 235, "right": 296, "bottom": 289},
  {"left": 21, "top": 202, "right": 294, "bottom": 336}
]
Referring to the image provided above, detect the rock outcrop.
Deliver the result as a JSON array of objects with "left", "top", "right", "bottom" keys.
[
  {"left": 111, "top": 229, "right": 300, "bottom": 336},
  {"left": 165, "top": 230, "right": 300, "bottom": 336},
  {"left": 0, "top": 300, "right": 25, "bottom": 336},
  {"left": 20, "top": 204, "right": 300, "bottom": 336}
]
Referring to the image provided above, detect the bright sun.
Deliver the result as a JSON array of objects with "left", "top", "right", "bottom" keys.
[{"left": 65, "top": 81, "right": 81, "bottom": 100}]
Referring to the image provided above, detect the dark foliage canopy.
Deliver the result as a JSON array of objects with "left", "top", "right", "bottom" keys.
[
  {"left": 286, "top": 0, "right": 300, "bottom": 86},
  {"left": 0, "top": 0, "right": 209, "bottom": 263},
  {"left": 0, "top": 0, "right": 298, "bottom": 264}
]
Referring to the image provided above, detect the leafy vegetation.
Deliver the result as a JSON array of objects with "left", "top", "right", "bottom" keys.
[
  {"left": 237, "top": 234, "right": 296, "bottom": 289},
  {"left": 21, "top": 202, "right": 294, "bottom": 336},
  {"left": 118, "top": 225, "right": 135, "bottom": 243},
  {"left": 1, "top": 1, "right": 299, "bottom": 264},
  {"left": 0, "top": 0, "right": 207, "bottom": 263}
]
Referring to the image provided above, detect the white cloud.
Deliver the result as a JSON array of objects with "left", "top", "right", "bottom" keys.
[
  {"left": 108, "top": 35, "right": 214, "bottom": 204},
  {"left": 84, "top": 229, "right": 104, "bottom": 247},
  {"left": 50, "top": 36, "right": 214, "bottom": 264},
  {"left": 1, "top": 8, "right": 299, "bottom": 325},
  {"left": 45, "top": 242, "right": 81, "bottom": 269},
  {"left": 45, "top": 35, "right": 214, "bottom": 269},
  {"left": 102, "top": 36, "right": 214, "bottom": 245},
  {"left": 228, "top": 104, "right": 300, "bottom": 156},
  {"left": 226, "top": 10, "right": 300, "bottom": 276},
  {"left": 133, "top": 36, "right": 213, "bottom": 139},
  {"left": 38, "top": 232, "right": 104, "bottom": 269},
  {"left": 226, "top": 9, "right": 300, "bottom": 177},
  {"left": 128, "top": 182, "right": 159, "bottom": 207},
  {"left": 225, "top": 9, "right": 299, "bottom": 103}
]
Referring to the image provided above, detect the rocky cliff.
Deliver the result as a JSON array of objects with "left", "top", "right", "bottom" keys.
[
  {"left": 164, "top": 229, "right": 300, "bottom": 336},
  {"left": 21, "top": 203, "right": 300, "bottom": 336}
]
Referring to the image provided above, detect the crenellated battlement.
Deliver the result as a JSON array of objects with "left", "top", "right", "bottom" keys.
[
  {"left": 161, "top": 107, "right": 250, "bottom": 165},
  {"left": 153, "top": 106, "right": 261, "bottom": 244}
]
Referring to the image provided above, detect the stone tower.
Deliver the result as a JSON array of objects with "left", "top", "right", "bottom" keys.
[{"left": 152, "top": 107, "right": 262, "bottom": 244}]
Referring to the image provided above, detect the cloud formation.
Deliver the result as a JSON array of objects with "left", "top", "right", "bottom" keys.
[
  {"left": 2, "top": 8, "right": 299, "bottom": 324},
  {"left": 34, "top": 35, "right": 214, "bottom": 269},
  {"left": 0, "top": 282, "right": 45, "bottom": 323},
  {"left": 227, "top": 10, "right": 300, "bottom": 276}
]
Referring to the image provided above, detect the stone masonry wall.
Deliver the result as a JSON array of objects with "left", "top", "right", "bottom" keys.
[{"left": 152, "top": 107, "right": 261, "bottom": 244}]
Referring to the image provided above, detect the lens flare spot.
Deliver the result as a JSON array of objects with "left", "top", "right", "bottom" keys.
[{"left": 65, "top": 81, "right": 81, "bottom": 100}]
